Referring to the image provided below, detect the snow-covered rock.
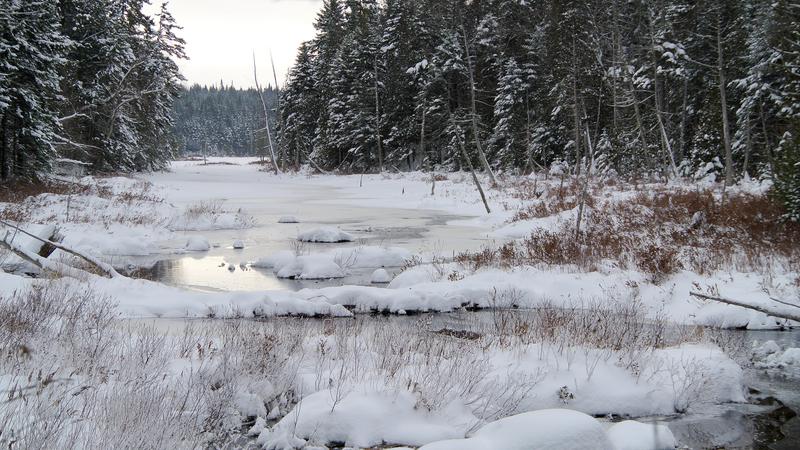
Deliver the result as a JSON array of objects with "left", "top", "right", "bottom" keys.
[
  {"left": 371, "top": 268, "right": 392, "bottom": 284},
  {"left": 184, "top": 236, "right": 210, "bottom": 251},
  {"left": 297, "top": 226, "right": 353, "bottom": 243},
  {"left": 277, "top": 215, "right": 299, "bottom": 223},
  {"left": 420, "top": 409, "right": 614, "bottom": 450},
  {"left": 232, "top": 239, "right": 245, "bottom": 249},
  {"left": 606, "top": 420, "right": 676, "bottom": 450}
]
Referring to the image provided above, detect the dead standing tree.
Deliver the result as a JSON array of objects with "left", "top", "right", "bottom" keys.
[
  {"left": 253, "top": 52, "right": 279, "bottom": 175},
  {"left": 462, "top": 28, "right": 498, "bottom": 187}
]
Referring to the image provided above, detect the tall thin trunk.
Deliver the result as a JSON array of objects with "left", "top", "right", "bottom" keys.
[
  {"left": 523, "top": 96, "right": 533, "bottom": 174},
  {"left": 454, "top": 122, "right": 490, "bottom": 214},
  {"left": 418, "top": 96, "right": 426, "bottom": 171},
  {"left": 572, "top": 37, "right": 582, "bottom": 176},
  {"left": 759, "top": 102, "right": 775, "bottom": 175},
  {"left": 374, "top": 56, "right": 383, "bottom": 172},
  {"left": 253, "top": 53, "right": 279, "bottom": 175},
  {"left": 0, "top": 113, "right": 7, "bottom": 181},
  {"left": 743, "top": 117, "right": 752, "bottom": 178},
  {"left": 462, "top": 30, "right": 497, "bottom": 185},
  {"left": 628, "top": 77, "right": 650, "bottom": 158},
  {"left": 716, "top": 16, "right": 733, "bottom": 186},
  {"left": 611, "top": 5, "right": 620, "bottom": 132},
  {"left": 678, "top": 77, "right": 689, "bottom": 161},
  {"left": 648, "top": 16, "right": 678, "bottom": 177},
  {"left": 270, "top": 51, "right": 285, "bottom": 171}
]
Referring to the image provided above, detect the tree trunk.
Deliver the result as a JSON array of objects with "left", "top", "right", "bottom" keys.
[
  {"left": 716, "top": 18, "right": 734, "bottom": 186},
  {"left": 572, "top": 37, "right": 582, "bottom": 176},
  {"left": 374, "top": 56, "right": 383, "bottom": 172},
  {"left": 0, "top": 112, "right": 7, "bottom": 181},
  {"left": 648, "top": 17, "right": 678, "bottom": 178},
  {"left": 462, "top": 31, "right": 497, "bottom": 185},
  {"left": 455, "top": 123, "right": 490, "bottom": 214},
  {"left": 678, "top": 77, "right": 689, "bottom": 162},
  {"left": 418, "top": 96, "right": 426, "bottom": 171},
  {"left": 253, "top": 53, "right": 279, "bottom": 175},
  {"left": 269, "top": 52, "right": 285, "bottom": 171}
]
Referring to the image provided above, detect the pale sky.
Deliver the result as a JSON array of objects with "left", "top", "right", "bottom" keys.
[{"left": 149, "top": 0, "right": 323, "bottom": 88}]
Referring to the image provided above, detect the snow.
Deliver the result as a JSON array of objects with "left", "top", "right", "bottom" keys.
[
  {"left": 2, "top": 157, "right": 798, "bottom": 448},
  {"left": 754, "top": 341, "right": 800, "bottom": 374},
  {"left": 262, "top": 389, "right": 471, "bottom": 448},
  {"left": 275, "top": 254, "right": 345, "bottom": 280},
  {"left": 277, "top": 215, "right": 299, "bottom": 223},
  {"left": 252, "top": 246, "right": 410, "bottom": 280},
  {"left": 0, "top": 223, "right": 56, "bottom": 271},
  {"left": 420, "top": 409, "right": 614, "bottom": 450},
  {"left": 606, "top": 421, "right": 677, "bottom": 450},
  {"left": 184, "top": 236, "right": 210, "bottom": 251},
  {"left": 2, "top": 223, "right": 55, "bottom": 254},
  {"left": 232, "top": 239, "right": 245, "bottom": 249},
  {"left": 297, "top": 226, "right": 353, "bottom": 243},
  {"left": 371, "top": 268, "right": 392, "bottom": 283}
]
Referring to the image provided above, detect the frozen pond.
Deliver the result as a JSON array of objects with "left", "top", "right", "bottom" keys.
[{"left": 131, "top": 162, "right": 498, "bottom": 291}]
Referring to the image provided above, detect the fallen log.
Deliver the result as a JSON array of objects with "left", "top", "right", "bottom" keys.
[
  {"left": 0, "top": 236, "right": 92, "bottom": 279},
  {"left": 689, "top": 291, "right": 800, "bottom": 323},
  {"left": 0, "top": 219, "right": 120, "bottom": 278}
]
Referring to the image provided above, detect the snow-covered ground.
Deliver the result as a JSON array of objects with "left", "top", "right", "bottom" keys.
[{"left": 1, "top": 157, "right": 798, "bottom": 448}]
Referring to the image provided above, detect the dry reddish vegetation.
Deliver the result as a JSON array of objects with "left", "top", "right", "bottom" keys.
[
  {"left": 0, "top": 178, "right": 162, "bottom": 225},
  {"left": 459, "top": 180, "right": 800, "bottom": 283}
]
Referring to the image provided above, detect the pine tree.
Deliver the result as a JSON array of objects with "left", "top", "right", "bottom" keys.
[{"left": 0, "top": 0, "right": 70, "bottom": 180}]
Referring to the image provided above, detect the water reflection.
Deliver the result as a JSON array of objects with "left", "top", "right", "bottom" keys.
[{"left": 129, "top": 255, "right": 394, "bottom": 292}]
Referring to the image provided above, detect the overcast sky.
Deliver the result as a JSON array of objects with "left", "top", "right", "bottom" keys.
[{"left": 149, "top": 0, "right": 323, "bottom": 88}]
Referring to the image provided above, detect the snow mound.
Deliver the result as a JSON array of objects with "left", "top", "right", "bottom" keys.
[
  {"left": 753, "top": 340, "right": 781, "bottom": 358},
  {"left": 251, "top": 250, "right": 296, "bottom": 269},
  {"left": 232, "top": 239, "right": 245, "bottom": 249},
  {"left": 275, "top": 255, "right": 345, "bottom": 280},
  {"left": 261, "top": 389, "right": 471, "bottom": 448},
  {"left": 420, "top": 409, "right": 613, "bottom": 450},
  {"left": 252, "top": 246, "right": 410, "bottom": 280},
  {"left": 754, "top": 343, "right": 800, "bottom": 373},
  {"left": 606, "top": 420, "right": 676, "bottom": 450},
  {"left": 185, "top": 236, "right": 210, "bottom": 251},
  {"left": 371, "top": 268, "right": 392, "bottom": 284},
  {"left": 298, "top": 227, "right": 353, "bottom": 243},
  {"left": 277, "top": 215, "right": 299, "bottom": 223}
]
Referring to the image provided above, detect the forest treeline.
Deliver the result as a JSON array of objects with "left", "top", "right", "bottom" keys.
[
  {"left": 0, "top": 0, "right": 184, "bottom": 180},
  {"left": 172, "top": 84, "right": 278, "bottom": 157},
  {"left": 279, "top": 0, "right": 799, "bottom": 217}
]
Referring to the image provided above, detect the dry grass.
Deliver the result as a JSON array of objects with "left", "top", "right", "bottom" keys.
[
  {"left": 461, "top": 181, "right": 800, "bottom": 282},
  {"left": 0, "top": 178, "right": 166, "bottom": 227}
]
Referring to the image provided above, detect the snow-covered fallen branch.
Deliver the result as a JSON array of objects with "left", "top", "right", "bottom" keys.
[
  {"left": 690, "top": 291, "right": 800, "bottom": 323},
  {"left": 0, "top": 219, "right": 120, "bottom": 278},
  {"left": 0, "top": 236, "right": 91, "bottom": 279}
]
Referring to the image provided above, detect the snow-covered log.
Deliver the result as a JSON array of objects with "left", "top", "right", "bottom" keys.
[
  {"left": 0, "top": 220, "right": 120, "bottom": 278},
  {"left": 690, "top": 291, "right": 800, "bottom": 323}
]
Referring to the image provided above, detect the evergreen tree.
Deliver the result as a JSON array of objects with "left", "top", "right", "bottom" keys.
[{"left": 0, "top": 0, "right": 70, "bottom": 180}]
